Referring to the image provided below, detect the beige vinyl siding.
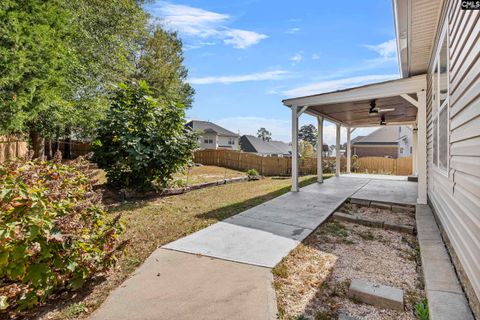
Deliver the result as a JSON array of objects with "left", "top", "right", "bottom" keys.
[{"left": 427, "top": 0, "right": 480, "bottom": 309}]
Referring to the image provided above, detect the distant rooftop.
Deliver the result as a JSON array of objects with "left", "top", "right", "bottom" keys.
[
  {"left": 185, "top": 120, "right": 238, "bottom": 137},
  {"left": 240, "top": 135, "right": 291, "bottom": 156}
]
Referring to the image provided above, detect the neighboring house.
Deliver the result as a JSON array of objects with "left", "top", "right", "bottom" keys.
[
  {"left": 352, "top": 126, "right": 412, "bottom": 158},
  {"left": 239, "top": 135, "right": 291, "bottom": 157},
  {"left": 282, "top": 1, "right": 480, "bottom": 316},
  {"left": 185, "top": 120, "right": 239, "bottom": 150}
]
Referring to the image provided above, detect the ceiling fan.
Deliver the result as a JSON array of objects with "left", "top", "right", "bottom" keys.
[{"left": 368, "top": 100, "right": 395, "bottom": 115}]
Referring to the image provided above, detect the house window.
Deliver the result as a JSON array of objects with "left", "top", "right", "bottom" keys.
[
  {"left": 228, "top": 138, "right": 235, "bottom": 145},
  {"left": 400, "top": 147, "right": 404, "bottom": 154},
  {"left": 410, "top": 146, "right": 412, "bottom": 154},
  {"left": 204, "top": 138, "right": 213, "bottom": 144},
  {"left": 431, "top": 22, "right": 449, "bottom": 175}
]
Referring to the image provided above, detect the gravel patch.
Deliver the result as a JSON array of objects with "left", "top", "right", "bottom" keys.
[
  {"left": 341, "top": 203, "right": 415, "bottom": 226},
  {"left": 273, "top": 216, "right": 424, "bottom": 320}
]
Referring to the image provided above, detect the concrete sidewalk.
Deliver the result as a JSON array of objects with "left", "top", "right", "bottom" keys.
[
  {"left": 90, "top": 249, "right": 277, "bottom": 320},
  {"left": 91, "top": 176, "right": 417, "bottom": 319},
  {"left": 164, "top": 177, "right": 370, "bottom": 267}
]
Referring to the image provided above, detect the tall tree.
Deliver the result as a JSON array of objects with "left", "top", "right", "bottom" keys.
[
  {"left": 0, "top": 0, "right": 73, "bottom": 156},
  {"left": 0, "top": 0, "right": 148, "bottom": 156},
  {"left": 136, "top": 28, "right": 194, "bottom": 107},
  {"left": 299, "top": 124, "right": 318, "bottom": 147},
  {"left": 257, "top": 127, "right": 272, "bottom": 141}
]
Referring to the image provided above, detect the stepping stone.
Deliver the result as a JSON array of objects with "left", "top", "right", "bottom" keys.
[
  {"left": 392, "top": 204, "right": 415, "bottom": 213},
  {"left": 383, "top": 222, "right": 415, "bottom": 234},
  {"left": 348, "top": 279, "right": 404, "bottom": 311},
  {"left": 350, "top": 198, "right": 370, "bottom": 206},
  {"left": 370, "top": 201, "right": 392, "bottom": 210},
  {"left": 333, "top": 212, "right": 358, "bottom": 223}
]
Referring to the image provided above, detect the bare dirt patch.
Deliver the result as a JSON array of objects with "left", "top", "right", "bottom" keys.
[{"left": 273, "top": 206, "right": 424, "bottom": 320}]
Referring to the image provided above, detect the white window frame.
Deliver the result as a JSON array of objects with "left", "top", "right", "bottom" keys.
[{"left": 430, "top": 18, "right": 450, "bottom": 177}]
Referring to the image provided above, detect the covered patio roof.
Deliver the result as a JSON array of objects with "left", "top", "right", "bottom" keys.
[{"left": 282, "top": 74, "right": 426, "bottom": 127}]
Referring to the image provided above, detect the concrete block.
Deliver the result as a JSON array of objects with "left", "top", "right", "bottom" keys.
[
  {"left": 383, "top": 222, "right": 415, "bottom": 234},
  {"left": 333, "top": 212, "right": 358, "bottom": 223},
  {"left": 348, "top": 279, "right": 404, "bottom": 311},
  {"left": 392, "top": 204, "right": 415, "bottom": 213},
  {"left": 350, "top": 198, "right": 370, "bottom": 206},
  {"left": 370, "top": 201, "right": 392, "bottom": 210},
  {"left": 356, "top": 217, "right": 383, "bottom": 228}
]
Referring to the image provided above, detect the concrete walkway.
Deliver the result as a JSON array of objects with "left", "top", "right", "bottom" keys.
[
  {"left": 91, "top": 176, "right": 416, "bottom": 319},
  {"left": 163, "top": 177, "right": 369, "bottom": 267}
]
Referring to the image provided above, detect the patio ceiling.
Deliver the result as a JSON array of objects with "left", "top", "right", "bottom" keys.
[{"left": 282, "top": 74, "right": 426, "bottom": 127}]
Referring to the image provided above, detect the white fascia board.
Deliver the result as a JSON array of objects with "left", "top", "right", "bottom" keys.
[{"left": 282, "top": 74, "right": 426, "bottom": 108}]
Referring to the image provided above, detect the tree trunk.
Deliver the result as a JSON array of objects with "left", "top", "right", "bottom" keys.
[{"left": 29, "top": 131, "right": 45, "bottom": 159}]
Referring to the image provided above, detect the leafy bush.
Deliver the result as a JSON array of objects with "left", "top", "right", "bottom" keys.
[
  {"left": 92, "top": 81, "right": 197, "bottom": 189},
  {"left": 0, "top": 153, "right": 124, "bottom": 311},
  {"left": 246, "top": 169, "right": 260, "bottom": 177},
  {"left": 414, "top": 299, "right": 429, "bottom": 320}
]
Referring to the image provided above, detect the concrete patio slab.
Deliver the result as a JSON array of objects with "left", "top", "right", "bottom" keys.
[
  {"left": 351, "top": 179, "right": 417, "bottom": 205},
  {"left": 164, "top": 177, "right": 369, "bottom": 267},
  {"left": 90, "top": 249, "right": 277, "bottom": 320}
]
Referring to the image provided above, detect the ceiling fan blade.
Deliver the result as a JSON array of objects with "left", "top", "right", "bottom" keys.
[{"left": 378, "top": 108, "right": 395, "bottom": 112}]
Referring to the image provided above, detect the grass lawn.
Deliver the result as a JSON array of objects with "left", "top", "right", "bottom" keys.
[
  {"left": 172, "top": 165, "right": 246, "bottom": 186},
  {"left": 91, "top": 165, "right": 246, "bottom": 187},
  {"left": 36, "top": 174, "right": 324, "bottom": 320}
]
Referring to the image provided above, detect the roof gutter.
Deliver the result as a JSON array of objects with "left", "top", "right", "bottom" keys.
[{"left": 392, "top": 0, "right": 410, "bottom": 78}]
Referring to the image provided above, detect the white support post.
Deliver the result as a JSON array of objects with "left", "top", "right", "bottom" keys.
[
  {"left": 291, "top": 106, "right": 299, "bottom": 192},
  {"left": 317, "top": 116, "right": 324, "bottom": 183},
  {"left": 417, "top": 91, "right": 427, "bottom": 204},
  {"left": 335, "top": 123, "right": 341, "bottom": 177},
  {"left": 412, "top": 126, "right": 418, "bottom": 175},
  {"left": 346, "top": 127, "right": 352, "bottom": 174}
]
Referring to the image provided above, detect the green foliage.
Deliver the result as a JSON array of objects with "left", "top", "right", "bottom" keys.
[
  {"left": 299, "top": 124, "right": 318, "bottom": 147},
  {"left": 0, "top": 0, "right": 73, "bottom": 135},
  {"left": 299, "top": 140, "right": 315, "bottom": 158},
  {"left": 246, "top": 169, "right": 260, "bottom": 177},
  {"left": 256, "top": 127, "right": 272, "bottom": 141},
  {"left": 415, "top": 299, "right": 429, "bottom": 320},
  {"left": 136, "top": 28, "right": 194, "bottom": 108},
  {"left": 0, "top": 153, "right": 124, "bottom": 311},
  {"left": 92, "top": 81, "right": 197, "bottom": 189}
]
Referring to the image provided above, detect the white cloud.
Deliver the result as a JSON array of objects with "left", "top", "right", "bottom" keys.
[
  {"left": 364, "top": 39, "right": 397, "bottom": 59},
  {"left": 189, "top": 70, "right": 289, "bottom": 85},
  {"left": 311, "top": 53, "right": 320, "bottom": 60},
  {"left": 290, "top": 52, "right": 303, "bottom": 63},
  {"left": 282, "top": 74, "right": 398, "bottom": 97},
  {"left": 286, "top": 27, "right": 300, "bottom": 34},
  {"left": 223, "top": 29, "right": 268, "bottom": 49},
  {"left": 150, "top": 2, "right": 267, "bottom": 49}
]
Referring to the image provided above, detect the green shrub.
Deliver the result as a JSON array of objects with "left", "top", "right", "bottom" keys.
[
  {"left": 246, "top": 169, "right": 260, "bottom": 177},
  {"left": 415, "top": 299, "right": 429, "bottom": 320},
  {"left": 0, "top": 153, "right": 124, "bottom": 311},
  {"left": 92, "top": 81, "right": 198, "bottom": 190}
]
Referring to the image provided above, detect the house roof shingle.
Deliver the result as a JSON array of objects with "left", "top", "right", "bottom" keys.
[
  {"left": 185, "top": 120, "right": 238, "bottom": 137},
  {"left": 353, "top": 126, "right": 400, "bottom": 145},
  {"left": 240, "top": 135, "right": 291, "bottom": 155}
]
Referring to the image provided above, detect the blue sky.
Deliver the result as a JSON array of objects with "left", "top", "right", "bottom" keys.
[{"left": 145, "top": 1, "right": 400, "bottom": 144}]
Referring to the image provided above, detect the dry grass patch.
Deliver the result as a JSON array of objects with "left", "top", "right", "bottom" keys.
[
  {"left": 31, "top": 175, "right": 317, "bottom": 320},
  {"left": 274, "top": 215, "right": 424, "bottom": 320}
]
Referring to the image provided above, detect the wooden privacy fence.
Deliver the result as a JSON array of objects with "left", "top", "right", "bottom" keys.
[
  {"left": 194, "top": 149, "right": 412, "bottom": 176},
  {"left": 0, "top": 136, "right": 28, "bottom": 162}
]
